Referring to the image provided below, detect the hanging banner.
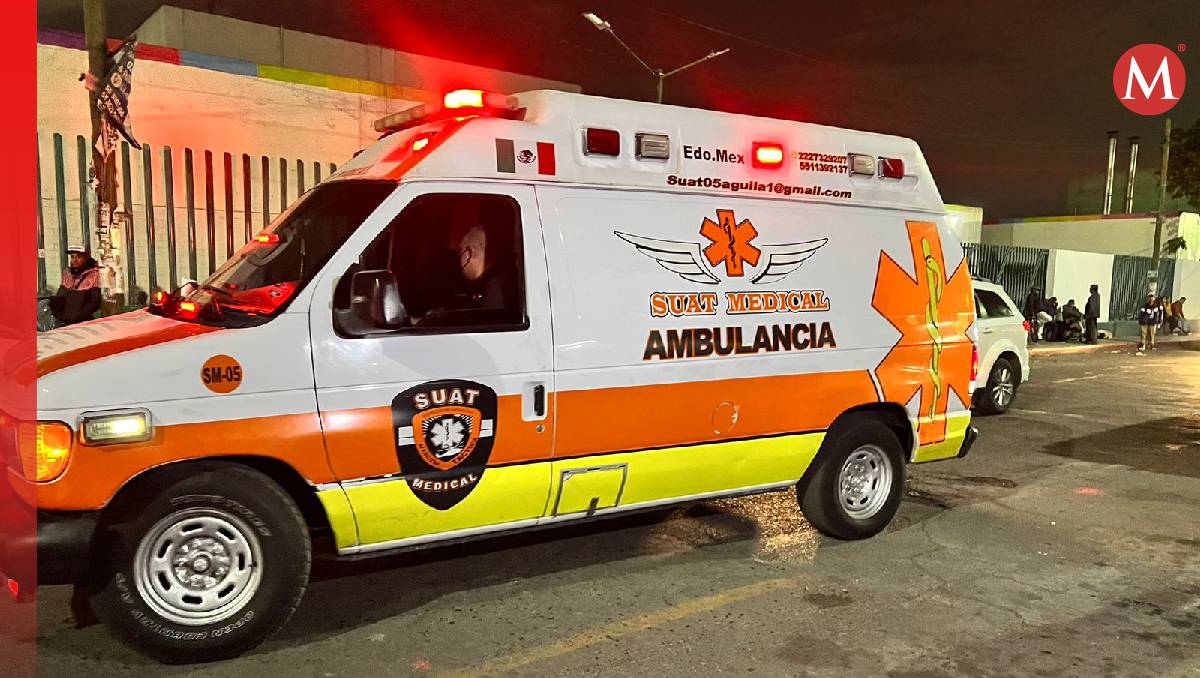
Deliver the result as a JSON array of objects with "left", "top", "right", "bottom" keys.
[{"left": 96, "top": 38, "right": 141, "bottom": 149}]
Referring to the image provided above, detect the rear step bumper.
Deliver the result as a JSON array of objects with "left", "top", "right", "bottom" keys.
[{"left": 956, "top": 425, "right": 980, "bottom": 459}]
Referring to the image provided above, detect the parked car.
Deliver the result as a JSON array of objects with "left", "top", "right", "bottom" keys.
[{"left": 972, "top": 280, "right": 1031, "bottom": 414}]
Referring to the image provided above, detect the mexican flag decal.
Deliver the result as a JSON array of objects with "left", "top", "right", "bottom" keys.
[{"left": 496, "top": 138, "right": 556, "bottom": 176}]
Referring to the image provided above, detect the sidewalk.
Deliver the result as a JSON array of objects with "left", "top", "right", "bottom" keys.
[{"left": 1030, "top": 333, "right": 1198, "bottom": 356}]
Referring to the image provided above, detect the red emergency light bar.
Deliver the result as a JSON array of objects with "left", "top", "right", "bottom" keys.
[
  {"left": 374, "top": 89, "right": 524, "bottom": 134},
  {"left": 177, "top": 301, "right": 199, "bottom": 319}
]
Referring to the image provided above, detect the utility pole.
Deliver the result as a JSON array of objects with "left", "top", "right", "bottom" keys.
[
  {"left": 82, "top": 0, "right": 122, "bottom": 312},
  {"left": 1149, "top": 117, "right": 1171, "bottom": 295}
]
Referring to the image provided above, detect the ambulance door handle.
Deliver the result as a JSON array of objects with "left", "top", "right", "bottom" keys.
[{"left": 533, "top": 384, "right": 546, "bottom": 418}]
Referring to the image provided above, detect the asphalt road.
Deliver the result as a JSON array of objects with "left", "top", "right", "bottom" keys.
[{"left": 18, "top": 346, "right": 1200, "bottom": 677}]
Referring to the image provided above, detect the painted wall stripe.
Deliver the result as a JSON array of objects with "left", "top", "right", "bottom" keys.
[
  {"left": 37, "top": 29, "right": 85, "bottom": 50},
  {"left": 180, "top": 51, "right": 258, "bottom": 77},
  {"left": 257, "top": 64, "right": 328, "bottom": 89},
  {"left": 104, "top": 38, "right": 182, "bottom": 65}
]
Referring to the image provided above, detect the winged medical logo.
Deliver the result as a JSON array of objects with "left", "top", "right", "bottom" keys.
[{"left": 615, "top": 209, "right": 827, "bottom": 285}]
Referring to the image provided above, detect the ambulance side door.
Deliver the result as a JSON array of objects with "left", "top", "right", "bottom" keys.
[{"left": 309, "top": 181, "right": 554, "bottom": 552}]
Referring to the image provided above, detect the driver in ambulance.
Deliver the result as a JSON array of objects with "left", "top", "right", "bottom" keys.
[{"left": 455, "top": 225, "right": 518, "bottom": 316}]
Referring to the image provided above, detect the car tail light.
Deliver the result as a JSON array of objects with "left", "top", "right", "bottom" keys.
[
  {"left": 752, "top": 142, "right": 785, "bottom": 169},
  {"left": 254, "top": 233, "right": 281, "bottom": 244},
  {"left": 1023, "top": 319, "right": 1032, "bottom": 333},
  {"left": 971, "top": 344, "right": 979, "bottom": 383},
  {"left": 585, "top": 128, "right": 621, "bottom": 156},
  {"left": 879, "top": 157, "right": 905, "bottom": 179}
]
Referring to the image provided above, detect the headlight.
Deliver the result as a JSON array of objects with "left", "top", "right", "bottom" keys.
[
  {"left": 79, "top": 409, "right": 153, "bottom": 446},
  {"left": 17, "top": 422, "right": 73, "bottom": 482}
]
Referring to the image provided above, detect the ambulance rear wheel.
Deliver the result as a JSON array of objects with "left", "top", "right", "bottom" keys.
[
  {"left": 798, "top": 420, "right": 905, "bottom": 540},
  {"left": 92, "top": 462, "right": 311, "bottom": 663}
]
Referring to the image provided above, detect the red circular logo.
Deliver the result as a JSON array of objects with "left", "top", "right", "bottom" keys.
[{"left": 1113, "top": 44, "right": 1186, "bottom": 115}]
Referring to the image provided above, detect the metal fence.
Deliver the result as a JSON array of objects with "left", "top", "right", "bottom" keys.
[
  {"left": 37, "top": 131, "right": 339, "bottom": 300},
  {"left": 1109, "top": 255, "right": 1176, "bottom": 321},
  {"left": 962, "top": 243, "right": 1049, "bottom": 305}
]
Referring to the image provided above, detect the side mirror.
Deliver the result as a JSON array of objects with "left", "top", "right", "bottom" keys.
[
  {"left": 335, "top": 269, "right": 408, "bottom": 336},
  {"left": 147, "top": 281, "right": 198, "bottom": 317}
]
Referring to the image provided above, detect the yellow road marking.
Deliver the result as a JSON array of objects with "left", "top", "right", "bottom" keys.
[{"left": 436, "top": 578, "right": 795, "bottom": 677}]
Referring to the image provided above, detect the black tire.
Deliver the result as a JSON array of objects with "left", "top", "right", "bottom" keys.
[
  {"left": 91, "top": 462, "right": 311, "bottom": 664},
  {"left": 798, "top": 419, "right": 906, "bottom": 540},
  {"left": 975, "top": 357, "right": 1017, "bottom": 415}
]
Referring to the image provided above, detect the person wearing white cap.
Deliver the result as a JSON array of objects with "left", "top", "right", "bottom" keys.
[{"left": 48, "top": 242, "right": 101, "bottom": 325}]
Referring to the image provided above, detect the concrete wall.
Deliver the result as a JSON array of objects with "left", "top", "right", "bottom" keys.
[
  {"left": 1045, "top": 250, "right": 1114, "bottom": 321},
  {"left": 1175, "top": 260, "right": 1200, "bottom": 313},
  {"left": 136, "top": 6, "right": 581, "bottom": 96},
  {"left": 945, "top": 204, "right": 982, "bottom": 244},
  {"left": 981, "top": 213, "right": 1200, "bottom": 260}
]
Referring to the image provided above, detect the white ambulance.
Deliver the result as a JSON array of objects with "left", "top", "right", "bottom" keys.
[{"left": 19, "top": 89, "right": 978, "bottom": 661}]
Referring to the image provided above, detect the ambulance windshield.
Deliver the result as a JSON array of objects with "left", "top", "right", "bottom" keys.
[{"left": 180, "top": 180, "right": 396, "bottom": 325}]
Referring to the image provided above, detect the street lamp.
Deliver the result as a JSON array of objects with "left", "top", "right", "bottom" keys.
[{"left": 582, "top": 11, "right": 730, "bottom": 103}]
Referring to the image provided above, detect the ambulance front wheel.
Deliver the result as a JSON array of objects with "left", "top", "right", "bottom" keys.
[
  {"left": 798, "top": 420, "right": 905, "bottom": 540},
  {"left": 91, "top": 462, "right": 311, "bottom": 663}
]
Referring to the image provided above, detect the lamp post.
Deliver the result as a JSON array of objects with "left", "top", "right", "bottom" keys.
[{"left": 583, "top": 12, "right": 730, "bottom": 104}]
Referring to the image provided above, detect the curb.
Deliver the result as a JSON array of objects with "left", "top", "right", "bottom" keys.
[
  {"left": 1030, "top": 342, "right": 1135, "bottom": 356},
  {"left": 1031, "top": 338, "right": 1199, "bottom": 356}
]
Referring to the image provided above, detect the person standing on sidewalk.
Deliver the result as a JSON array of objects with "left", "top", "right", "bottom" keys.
[
  {"left": 1023, "top": 287, "right": 1043, "bottom": 343},
  {"left": 1084, "top": 284, "right": 1101, "bottom": 344},
  {"left": 1136, "top": 294, "right": 1163, "bottom": 351}
]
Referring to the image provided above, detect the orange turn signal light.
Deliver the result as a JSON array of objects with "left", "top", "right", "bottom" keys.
[{"left": 18, "top": 421, "right": 73, "bottom": 482}]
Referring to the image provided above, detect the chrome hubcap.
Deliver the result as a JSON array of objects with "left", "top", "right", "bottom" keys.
[
  {"left": 134, "top": 508, "right": 262, "bottom": 626},
  {"left": 837, "top": 445, "right": 893, "bottom": 519}
]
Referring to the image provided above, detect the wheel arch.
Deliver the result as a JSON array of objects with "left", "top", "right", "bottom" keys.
[
  {"left": 996, "top": 350, "right": 1023, "bottom": 384},
  {"left": 800, "top": 402, "right": 914, "bottom": 492},
  {"left": 98, "top": 456, "right": 333, "bottom": 546}
]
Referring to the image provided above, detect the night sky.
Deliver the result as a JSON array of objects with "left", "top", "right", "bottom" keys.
[{"left": 38, "top": 0, "right": 1200, "bottom": 218}]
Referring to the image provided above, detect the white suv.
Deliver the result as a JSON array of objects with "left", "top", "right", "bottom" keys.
[{"left": 972, "top": 280, "right": 1031, "bottom": 415}]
